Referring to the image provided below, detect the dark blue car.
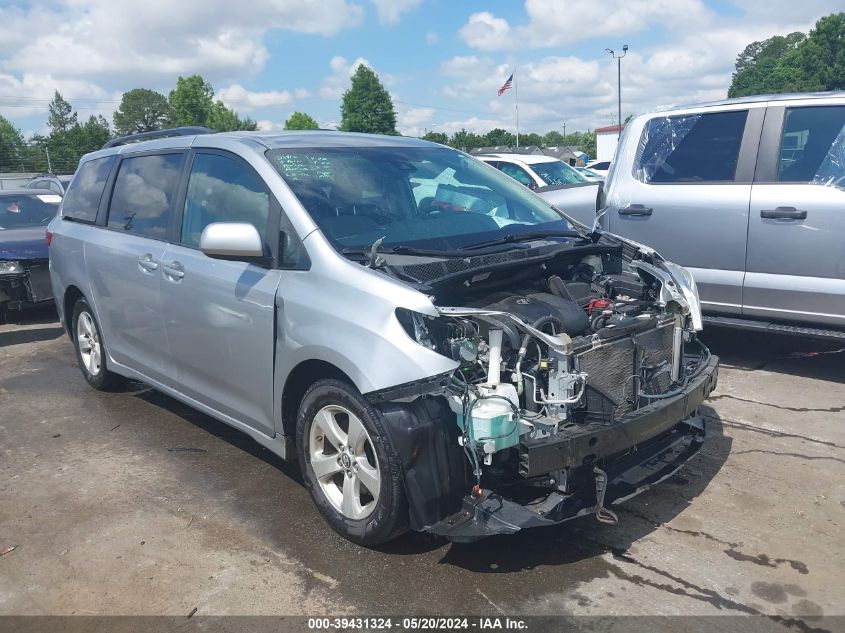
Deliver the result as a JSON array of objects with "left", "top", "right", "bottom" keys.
[{"left": 0, "top": 190, "right": 61, "bottom": 320}]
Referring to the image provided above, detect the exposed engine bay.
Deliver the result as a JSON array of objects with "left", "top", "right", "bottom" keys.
[{"left": 378, "top": 236, "right": 719, "bottom": 540}]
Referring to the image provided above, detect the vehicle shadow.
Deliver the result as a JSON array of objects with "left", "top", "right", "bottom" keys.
[
  {"left": 131, "top": 385, "right": 304, "bottom": 484},
  {"left": 0, "top": 305, "right": 64, "bottom": 347},
  {"left": 0, "top": 324, "right": 65, "bottom": 347},
  {"left": 2, "top": 303, "right": 59, "bottom": 326},
  {"left": 701, "top": 327, "right": 844, "bottom": 384},
  {"left": 378, "top": 408, "right": 731, "bottom": 568}
]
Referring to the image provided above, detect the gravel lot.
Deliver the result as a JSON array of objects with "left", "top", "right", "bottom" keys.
[{"left": 1, "top": 306, "right": 843, "bottom": 629}]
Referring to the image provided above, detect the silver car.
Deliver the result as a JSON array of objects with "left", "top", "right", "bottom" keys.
[
  {"left": 597, "top": 92, "right": 845, "bottom": 337},
  {"left": 49, "top": 128, "right": 717, "bottom": 545}
]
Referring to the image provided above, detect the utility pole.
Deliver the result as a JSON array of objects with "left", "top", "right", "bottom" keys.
[
  {"left": 563, "top": 122, "right": 566, "bottom": 138},
  {"left": 45, "top": 147, "right": 52, "bottom": 173},
  {"left": 606, "top": 44, "right": 629, "bottom": 139}
]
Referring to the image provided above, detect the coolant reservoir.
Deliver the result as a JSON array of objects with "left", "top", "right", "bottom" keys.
[{"left": 450, "top": 383, "right": 520, "bottom": 456}]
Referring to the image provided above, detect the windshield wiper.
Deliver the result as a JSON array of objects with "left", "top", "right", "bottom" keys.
[{"left": 461, "top": 229, "right": 584, "bottom": 251}]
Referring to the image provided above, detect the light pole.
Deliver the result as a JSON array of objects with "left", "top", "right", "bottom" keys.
[{"left": 606, "top": 44, "right": 628, "bottom": 139}]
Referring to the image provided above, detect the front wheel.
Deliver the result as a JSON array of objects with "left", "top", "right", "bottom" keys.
[
  {"left": 296, "top": 379, "right": 407, "bottom": 546},
  {"left": 71, "top": 298, "right": 124, "bottom": 391}
]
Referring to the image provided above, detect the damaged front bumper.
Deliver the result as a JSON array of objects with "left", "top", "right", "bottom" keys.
[
  {"left": 0, "top": 259, "right": 53, "bottom": 309},
  {"left": 423, "top": 354, "right": 718, "bottom": 542}
]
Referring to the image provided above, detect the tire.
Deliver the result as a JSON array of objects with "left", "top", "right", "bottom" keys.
[
  {"left": 296, "top": 378, "right": 408, "bottom": 546},
  {"left": 71, "top": 298, "right": 124, "bottom": 391}
]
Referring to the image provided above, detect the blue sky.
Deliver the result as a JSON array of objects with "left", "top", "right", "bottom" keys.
[{"left": 0, "top": 0, "right": 840, "bottom": 139}]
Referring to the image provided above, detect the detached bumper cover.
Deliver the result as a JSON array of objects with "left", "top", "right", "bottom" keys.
[{"left": 425, "top": 354, "right": 718, "bottom": 542}]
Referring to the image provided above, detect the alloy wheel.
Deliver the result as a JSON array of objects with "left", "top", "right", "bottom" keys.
[{"left": 308, "top": 404, "right": 381, "bottom": 520}]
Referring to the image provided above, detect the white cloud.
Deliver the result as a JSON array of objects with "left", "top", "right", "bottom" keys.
[
  {"left": 460, "top": 0, "right": 711, "bottom": 51},
  {"left": 318, "top": 55, "right": 395, "bottom": 100},
  {"left": 217, "top": 84, "right": 293, "bottom": 111},
  {"left": 369, "top": 0, "right": 422, "bottom": 25},
  {"left": 0, "top": 72, "right": 120, "bottom": 126},
  {"left": 396, "top": 106, "right": 434, "bottom": 136},
  {"left": 319, "top": 56, "right": 371, "bottom": 99},
  {"left": 0, "top": 0, "right": 365, "bottom": 84},
  {"left": 256, "top": 119, "right": 286, "bottom": 132},
  {"left": 425, "top": 32, "right": 439, "bottom": 45}
]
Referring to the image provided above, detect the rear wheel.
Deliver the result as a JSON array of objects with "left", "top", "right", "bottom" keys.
[
  {"left": 72, "top": 298, "right": 124, "bottom": 391},
  {"left": 296, "top": 379, "right": 407, "bottom": 546}
]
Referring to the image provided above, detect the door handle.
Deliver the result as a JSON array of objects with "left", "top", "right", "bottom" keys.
[
  {"left": 618, "top": 204, "right": 653, "bottom": 217},
  {"left": 760, "top": 206, "right": 807, "bottom": 220},
  {"left": 162, "top": 261, "right": 185, "bottom": 280},
  {"left": 138, "top": 254, "right": 159, "bottom": 273}
]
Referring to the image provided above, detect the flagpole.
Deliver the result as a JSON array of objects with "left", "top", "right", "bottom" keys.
[{"left": 514, "top": 67, "right": 520, "bottom": 148}]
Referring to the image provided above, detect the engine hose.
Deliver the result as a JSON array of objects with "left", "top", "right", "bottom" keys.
[{"left": 515, "top": 315, "right": 563, "bottom": 390}]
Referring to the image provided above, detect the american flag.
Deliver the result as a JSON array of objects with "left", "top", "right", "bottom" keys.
[{"left": 497, "top": 74, "right": 513, "bottom": 96}]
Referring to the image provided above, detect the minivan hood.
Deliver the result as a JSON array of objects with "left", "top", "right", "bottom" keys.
[{"left": 0, "top": 226, "right": 49, "bottom": 260}]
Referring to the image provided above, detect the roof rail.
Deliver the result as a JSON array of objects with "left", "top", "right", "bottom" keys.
[{"left": 102, "top": 126, "right": 213, "bottom": 150}]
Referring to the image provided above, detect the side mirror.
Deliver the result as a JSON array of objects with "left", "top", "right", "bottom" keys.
[{"left": 199, "top": 222, "right": 264, "bottom": 259}]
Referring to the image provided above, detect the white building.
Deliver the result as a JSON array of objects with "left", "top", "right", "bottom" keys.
[{"left": 595, "top": 124, "right": 625, "bottom": 162}]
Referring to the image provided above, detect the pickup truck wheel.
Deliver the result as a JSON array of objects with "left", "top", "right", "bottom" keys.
[
  {"left": 296, "top": 379, "right": 408, "bottom": 546},
  {"left": 71, "top": 299, "right": 124, "bottom": 391}
]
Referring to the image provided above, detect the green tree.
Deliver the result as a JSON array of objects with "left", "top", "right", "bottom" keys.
[
  {"left": 207, "top": 101, "right": 257, "bottom": 132},
  {"left": 543, "top": 130, "right": 565, "bottom": 145},
  {"left": 0, "top": 115, "right": 25, "bottom": 172},
  {"left": 47, "top": 91, "right": 77, "bottom": 135},
  {"left": 284, "top": 112, "right": 320, "bottom": 130},
  {"left": 728, "top": 13, "right": 845, "bottom": 97},
  {"left": 113, "top": 88, "right": 171, "bottom": 135},
  {"left": 484, "top": 128, "right": 515, "bottom": 147},
  {"left": 519, "top": 132, "right": 543, "bottom": 146},
  {"left": 792, "top": 13, "right": 845, "bottom": 92},
  {"left": 339, "top": 65, "right": 397, "bottom": 135},
  {"left": 449, "top": 129, "right": 484, "bottom": 152},
  {"left": 579, "top": 131, "right": 597, "bottom": 159},
  {"left": 77, "top": 115, "right": 111, "bottom": 151},
  {"left": 169, "top": 75, "right": 215, "bottom": 127},
  {"left": 420, "top": 131, "right": 448, "bottom": 144}
]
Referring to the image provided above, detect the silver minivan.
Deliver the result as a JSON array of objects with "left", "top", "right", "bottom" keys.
[{"left": 49, "top": 129, "right": 717, "bottom": 545}]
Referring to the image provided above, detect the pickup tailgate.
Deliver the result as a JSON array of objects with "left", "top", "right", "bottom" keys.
[{"left": 536, "top": 182, "right": 602, "bottom": 226}]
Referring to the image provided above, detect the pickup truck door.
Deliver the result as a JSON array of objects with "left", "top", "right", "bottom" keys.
[
  {"left": 744, "top": 102, "right": 845, "bottom": 329},
  {"left": 160, "top": 151, "right": 282, "bottom": 436},
  {"left": 605, "top": 106, "right": 764, "bottom": 316}
]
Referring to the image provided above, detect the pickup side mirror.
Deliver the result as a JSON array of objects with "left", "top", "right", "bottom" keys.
[{"left": 199, "top": 222, "right": 264, "bottom": 259}]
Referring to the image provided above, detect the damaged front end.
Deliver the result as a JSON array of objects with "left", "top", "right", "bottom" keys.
[{"left": 368, "top": 239, "right": 718, "bottom": 542}]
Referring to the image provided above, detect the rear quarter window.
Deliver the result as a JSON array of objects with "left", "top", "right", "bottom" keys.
[{"left": 62, "top": 156, "right": 116, "bottom": 222}]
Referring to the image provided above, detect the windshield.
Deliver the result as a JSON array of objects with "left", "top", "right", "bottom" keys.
[
  {"left": 0, "top": 194, "right": 60, "bottom": 230},
  {"left": 267, "top": 146, "right": 573, "bottom": 251},
  {"left": 531, "top": 160, "right": 586, "bottom": 186}
]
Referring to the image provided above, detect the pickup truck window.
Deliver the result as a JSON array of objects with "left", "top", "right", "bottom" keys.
[
  {"left": 635, "top": 110, "right": 748, "bottom": 184},
  {"left": 778, "top": 105, "right": 845, "bottom": 188}
]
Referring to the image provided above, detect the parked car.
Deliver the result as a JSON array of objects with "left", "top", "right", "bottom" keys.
[
  {"left": 49, "top": 128, "right": 717, "bottom": 546},
  {"left": 585, "top": 160, "right": 611, "bottom": 177},
  {"left": 476, "top": 153, "right": 602, "bottom": 228},
  {"left": 539, "top": 92, "right": 845, "bottom": 340},
  {"left": 476, "top": 153, "right": 586, "bottom": 189},
  {"left": 27, "top": 174, "right": 74, "bottom": 196},
  {"left": 575, "top": 167, "right": 605, "bottom": 182},
  {"left": 0, "top": 190, "right": 60, "bottom": 320}
]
